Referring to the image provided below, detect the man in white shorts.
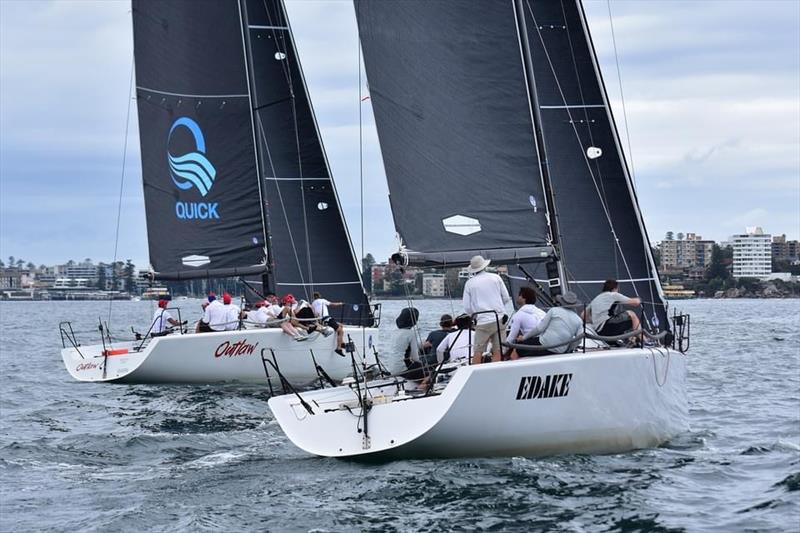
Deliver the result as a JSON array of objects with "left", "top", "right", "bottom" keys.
[{"left": 462, "top": 255, "right": 511, "bottom": 364}]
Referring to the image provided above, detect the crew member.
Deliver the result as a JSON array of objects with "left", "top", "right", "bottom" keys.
[
  {"left": 151, "top": 299, "right": 180, "bottom": 336},
  {"left": 462, "top": 255, "right": 511, "bottom": 364}
]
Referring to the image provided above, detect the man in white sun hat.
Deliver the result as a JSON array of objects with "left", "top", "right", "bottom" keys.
[{"left": 462, "top": 255, "right": 511, "bottom": 364}]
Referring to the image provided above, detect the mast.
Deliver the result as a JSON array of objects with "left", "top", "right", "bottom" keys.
[
  {"left": 238, "top": 0, "right": 275, "bottom": 297},
  {"left": 512, "top": 0, "right": 565, "bottom": 298}
]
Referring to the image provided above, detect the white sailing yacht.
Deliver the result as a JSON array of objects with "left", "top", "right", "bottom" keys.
[
  {"left": 60, "top": 0, "right": 379, "bottom": 385},
  {"left": 269, "top": 0, "right": 690, "bottom": 458}
]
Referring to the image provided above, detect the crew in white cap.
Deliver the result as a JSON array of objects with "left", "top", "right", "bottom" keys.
[{"left": 462, "top": 255, "right": 511, "bottom": 364}]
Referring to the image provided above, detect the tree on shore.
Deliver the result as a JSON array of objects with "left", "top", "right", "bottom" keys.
[
  {"left": 124, "top": 260, "right": 136, "bottom": 293},
  {"left": 111, "top": 261, "right": 124, "bottom": 290},
  {"left": 361, "top": 253, "right": 375, "bottom": 293},
  {"left": 97, "top": 263, "right": 107, "bottom": 290},
  {"left": 651, "top": 246, "right": 661, "bottom": 268},
  {"left": 705, "top": 245, "right": 729, "bottom": 281}
]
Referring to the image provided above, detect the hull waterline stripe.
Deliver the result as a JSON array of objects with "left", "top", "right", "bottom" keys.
[
  {"left": 539, "top": 104, "right": 605, "bottom": 109},
  {"left": 249, "top": 25, "right": 288, "bottom": 30},
  {"left": 137, "top": 86, "right": 249, "bottom": 99},
  {"left": 276, "top": 281, "right": 362, "bottom": 286}
]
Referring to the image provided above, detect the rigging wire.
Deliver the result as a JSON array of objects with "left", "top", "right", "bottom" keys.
[
  {"left": 606, "top": 0, "right": 638, "bottom": 190},
  {"left": 107, "top": 55, "right": 136, "bottom": 325},
  {"left": 257, "top": 4, "right": 310, "bottom": 296},
  {"left": 359, "top": 40, "right": 365, "bottom": 278},
  {"left": 605, "top": 0, "right": 657, "bottom": 315},
  {"left": 358, "top": 36, "right": 367, "bottom": 350},
  {"left": 524, "top": 1, "right": 641, "bottom": 302}
]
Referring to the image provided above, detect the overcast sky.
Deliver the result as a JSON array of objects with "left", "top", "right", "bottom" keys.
[{"left": 1, "top": 0, "right": 798, "bottom": 268}]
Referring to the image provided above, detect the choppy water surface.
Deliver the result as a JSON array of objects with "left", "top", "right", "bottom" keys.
[{"left": 1, "top": 298, "right": 798, "bottom": 531}]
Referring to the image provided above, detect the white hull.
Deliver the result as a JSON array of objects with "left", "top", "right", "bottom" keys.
[
  {"left": 269, "top": 347, "right": 688, "bottom": 458},
  {"left": 61, "top": 326, "right": 379, "bottom": 385}
]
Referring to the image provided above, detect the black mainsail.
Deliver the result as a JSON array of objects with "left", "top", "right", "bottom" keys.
[
  {"left": 355, "top": 0, "right": 667, "bottom": 330},
  {"left": 355, "top": 0, "right": 554, "bottom": 268},
  {"left": 133, "top": 0, "right": 371, "bottom": 323}
]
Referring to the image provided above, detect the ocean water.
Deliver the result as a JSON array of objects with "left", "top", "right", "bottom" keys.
[{"left": 0, "top": 298, "right": 798, "bottom": 532}]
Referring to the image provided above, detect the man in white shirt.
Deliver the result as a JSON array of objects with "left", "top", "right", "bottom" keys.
[
  {"left": 246, "top": 300, "right": 271, "bottom": 326},
  {"left": 197, "top": 293, "right": 227, "bottom": 332},
  {"left": 151, "top": 299, "right": 180, "bottom": 336},
  {"left": 222, "top": 292, "right": 240, "bottom": 331},
  {"left": 265, "top": 294, "right": 283, "bottom": 324},
  {"left": 504, "top": 286, "right": 546, "bottom": 359},
  {"left": 435, "top": 314, "right": 474, "bottom": 364},
  {"left": 462, "top": 255, "right": 511, "bottom": 364},
  {"left": 311, "top": 291, "right": 345, "bottom": 354}
]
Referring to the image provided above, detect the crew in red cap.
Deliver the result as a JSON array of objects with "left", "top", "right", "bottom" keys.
[
  {"left": 197, "top": 291, "right": 226, "bottom": 333},
  {"left": 151, "top": 299, "right": 180, "bottom": 336},
  {"left": 221, "top": 292, "right": 241, "bottom": 331}
]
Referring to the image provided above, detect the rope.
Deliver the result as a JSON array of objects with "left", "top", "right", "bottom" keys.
[
  {"left": 648, "top": 346, "right": 671, "bottom": 387},
  {"left": 107, "top": 55, "right": 135, "bottom": 325}
]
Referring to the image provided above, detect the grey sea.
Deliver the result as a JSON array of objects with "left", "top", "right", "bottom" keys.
[{"left": 1, "top": 298, "right": 798, "bottom": 532}]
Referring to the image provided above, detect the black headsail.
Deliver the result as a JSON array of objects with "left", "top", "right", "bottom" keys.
[
  {"left": 519, "top": 0, "right": 667, "bottom": 330},
  {"left": 133, "top": 0, "right": 371, "bottom": 324},
  {"left": 242, "top": 0, "right": 371, "bottom": 324},
  {"left": 354, "top": 0, "right": 554, "bottom": 269}
]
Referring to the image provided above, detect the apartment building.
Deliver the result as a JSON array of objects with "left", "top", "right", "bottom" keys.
[{"left": 732, "top": 227, "right": 772, "bottom": 278}]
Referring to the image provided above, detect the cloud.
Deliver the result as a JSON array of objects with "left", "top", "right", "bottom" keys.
[{"left": 1, "top": 0, "right": 798, "bottom": 269}]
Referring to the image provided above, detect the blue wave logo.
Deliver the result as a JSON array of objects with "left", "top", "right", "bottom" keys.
[{"left": 167, "top": 117, "right": 216, "bottom": 197}]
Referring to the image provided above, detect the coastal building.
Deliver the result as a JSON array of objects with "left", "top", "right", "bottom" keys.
[
  {"left": 52, "top": 277, "right": 93, "bottom": 290},
  {"left": 0, "top": 268, "right": 22, "bottom": 290},
  {"left": 65, "top": 260, "right": 99, "bottom": 281},
  {"left": 772, "top": 235, "right": 799, "bottom": 263},
  {"left": 659, "top": 233, "right": 714, "bottom": 269},
  {"left": 732, "top": 227, "right": 772, "bottom": 278},
  {"left": 422, "top": 273, "right": 446, "bottom": 297}
]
